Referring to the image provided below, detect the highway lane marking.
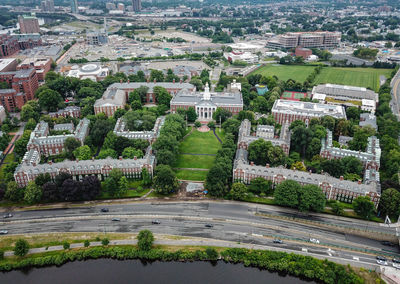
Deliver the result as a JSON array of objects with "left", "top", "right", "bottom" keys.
[
  {"left": 302, "top": 248, "right": 308, "bottom": 252},
  {"left": 353, "top": 256, "right": 360, "bottom": 261}
]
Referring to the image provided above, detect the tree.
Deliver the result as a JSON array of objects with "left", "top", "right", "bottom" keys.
[
  {"left": 274, "top": 180, "right": 301, "bottom": 208},
  {"left": 24, "top": 181, "right": 43, "bottom": 205},
  {"left": 141, "top": 168, "right": 152, "bottom": 186},
  {"left": 64, "top": 137, "right": 81, "bottom": 155},
  {"left": 14, "top": 239, "right": 30, "bottom": 257},
  {"left": 122, "top": 147, "right": 143, "bottom": 159},
  {"left": 150, "top": 70, "right": 164, "bottom": 82},
  {"left": 20, "top": 104, "right": 40, "bottom": 122},
  {"left": 186, "top": 107, "right": 197, "bottom": 122},
  {"left": 155, "top": 149, "right": 176, "bottom": 166},
  {"left": 84, "top": 240, "right": 90, "bottom": 247},
  {"left": 42, "top": 182, "right": 59, "bottom": 202},
  {"left": 137, "top": 229, "right": 154, "bottom": 251},
  {"left": 291, "top": 126, "right": 313, "bottom": 157},
  {"left": 80, "top": 176, "right": 101, "bottom": 200},
  {"left": 97, "top": 148, "right": 118, "bottom": 159},
  {"left": 153, "top": 165, "right": 179, "bottom": 195},
  {"left": 118, "top": 176, "right": 129, "bottom": 196},
  {"left": 205, "top": 247, "right": 219, "bottom": 260},
  {"left": 230, "top": 183, "right": 247, "bottom": 200},
  {"left": 63, "top": 242, "right": 70, "bottom": 250},
  {"left": 213, "top": 108, "right": 232, "bottom": 123},
  {"left": 101, "top": 238, "right": 110, "bottom": 246},
  {"left": 5, "top": 181, "right": 24, "bottom": 202},
  {"left": 330, "top": 201, "right": 344, "bottom": 216},
  {"left": 379, "top": 188, "right": 400, "bottom": 219},
  {"left": 38, "top": 89, "right": 64, "bottom": 112},
  {"left": 73, "top": 145, "right": 92, "bottom": 160},
  {"left": 353, "top": 196, "right": 375, "bottom": 220},
  {"left": 249, "top": 178, "right": 273, "bottom": 195},
  {"left": 154, "top": 86, "right": 172, "bottom": 107},
  {"left": 298, "top": 185, "right": 326, "bottom": 212},
  {"left": 290, "top": 161, "right": 306, "bottom": 171},
  {"left": 35, "top": 173, "right": 51, "bottom": 187},
  {"left": 25, "top": 118, "right": 37, "bottom": 130}
]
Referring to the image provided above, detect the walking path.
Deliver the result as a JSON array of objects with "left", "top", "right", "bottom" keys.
[
  {"left": 174, "top": 168, "right": 210, "bottom": 171},
  {"left": 180, "top": 153, "right": 216, "bottom": 156},
  {"left": 213, "top": 128, "right": 222, "bottom": 143}
]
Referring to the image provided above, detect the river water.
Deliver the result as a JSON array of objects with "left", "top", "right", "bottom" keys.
[{"left": 0, "top": 259, "right": 315, "bottom": 284}]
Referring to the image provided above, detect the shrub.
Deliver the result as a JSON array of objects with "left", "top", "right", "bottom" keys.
[
  {"left": 194, "top": 121, "right": 201, "bottom": 128},
  {"left": 14, "top": 239, "right": 30, "bottom": 257},
  {"left": 63, "top": 242, "right": 70, "bottom": 250},
  {"left": 84, "top": 240, "right": 90, "bottom": 247},
  {"left": 205, "top": 247, "right": 219, "bottom": 260},
  {"left": 137, "top": 230, "right": 154, "bottom": 251},
  {"left": 0, "top": 250, "right": 4, "bottom": 260},
  {"left": 101, "top": 238, "right": 110, "bottom": 246}
]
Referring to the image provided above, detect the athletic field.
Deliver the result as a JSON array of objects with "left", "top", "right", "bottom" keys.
[{"left": 251, "top": 65, "right": 393, "bottom": 91}]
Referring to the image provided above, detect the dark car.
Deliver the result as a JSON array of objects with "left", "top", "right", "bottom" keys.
[
  {"left": 205, "top": 224, "right": 214, "bottom": 228},
  {"left": 3, "top": 213, "right": 12, "bottom": 219},
  {"left": 152, "top": 220, "right": 161, "bottom": 224},
  {"left": 381, "top": 241, "right": 395, "bottom": 247},
  {"left": 273, "top": 239, "right": 283, "bottom": 244},
  {"left": 101, "top": 208, "right": 109, "bottom": 213},
  {"left": 111, "top": 218, "right": 120, "bottom": 222}
]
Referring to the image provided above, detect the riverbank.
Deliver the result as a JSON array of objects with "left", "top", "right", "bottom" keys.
[{"left": 0, "top": 243, "right": 379, "bottom": 283}]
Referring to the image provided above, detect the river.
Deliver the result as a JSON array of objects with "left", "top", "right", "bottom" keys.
[{"left": 0, "top": 259, "right": 315, "bottom": 284}]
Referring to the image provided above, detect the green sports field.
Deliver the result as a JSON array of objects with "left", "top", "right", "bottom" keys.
[
  {"left": 313, "top": 67, "right": 392, "bottom": 92},
  {"left": 251, "top": 64, "right": 393, "bottom": 91},
  {"left": 252, "top": 64, "right": 315, "bottom": 82}
]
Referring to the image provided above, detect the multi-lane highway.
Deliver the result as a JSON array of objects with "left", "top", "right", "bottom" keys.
[{"left": 1, "top": 201, "right": 399, "bottom": 268}]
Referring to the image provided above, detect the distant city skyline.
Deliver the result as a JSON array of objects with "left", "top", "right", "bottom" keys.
[{"left": 132, "top": 0, "right": 141, "bottom": 12}]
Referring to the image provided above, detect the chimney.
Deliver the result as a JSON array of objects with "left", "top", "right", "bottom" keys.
[
  {"left": 127, "top": 79, "right": 130, "bottom": 83},
  {"left": 309, "top": 170, "right": 312, "bottom": 175},
  {"left": 358, "top": 180, "right": 362, "bottom": 184},
  {"left": 180, "top": 79, "right": 182, "bottom": 84},
  {"left": 321, "top": 170, "right": 324, "bottom": 174},
  {"left": 153, "top": 78, "right": 156, "bottom": 83},
  {"left": 76, "top": 159, "right": 79, "bottom": 163},
  {"left": 173, "top": 78, "right": 175, "bottom": 83},
  {"left": 48, "top": 161, "right": 52, "bottom": 165},
  {"left": 92, "top": 157, "right": 94, "bottom": 161},
  {"left": 119, "top": 156, "right": 123, "bottom": 160},
  {"left": 293, "top": 167, "right": 296, "bottom": 171},
  {"left": 266, "top": 163, "right": 270, "bottom": 168},
  {"left": 250, "top": 161, "right": 254, "bottom": 166},
  {"left": 147, "top": 78, "right": 150, "bottom": 83},
  {"left": 340, "top": 176, "right": 344, "bottom": 181},
  {"left": 120, "top": 79, "right": 122, "bottom": 83},
  {"left": 134, "top": 156, "right": 137, "bottom": 160}
]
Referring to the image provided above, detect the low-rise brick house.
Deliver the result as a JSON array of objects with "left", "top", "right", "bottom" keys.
[{"left": 48, "top": 106, "right": 81, "bottom": 118}]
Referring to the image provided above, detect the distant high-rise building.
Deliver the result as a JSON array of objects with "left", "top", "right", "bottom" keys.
[
  {"left": 41, "top": 0, "right": 55, "bottom": 12},
  {"left": 18, "top": 15, "right": 40, "bottom": 34},
  {"left": 71, "top": 0, "right": 78, "bottom": 14},
  {"left": 132, "top": 0, "right": 141, "bottom": 12}
]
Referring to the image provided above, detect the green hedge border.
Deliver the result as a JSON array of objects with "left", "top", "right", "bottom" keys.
[{"left": 0, "top": 246, "right": 366, "bottom": 284}]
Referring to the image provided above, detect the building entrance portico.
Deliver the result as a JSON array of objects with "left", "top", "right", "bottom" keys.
[{"left": 196, "top": 105, "right": 216, "bottom": 120}]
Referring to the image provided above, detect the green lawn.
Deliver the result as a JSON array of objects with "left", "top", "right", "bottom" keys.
[
  {"left": 174, "top": 154, "right": 216, "bottom": 169},
  {"left": 0, "top": 153, "right": 15, "bottom": 181},
  {"left": 251, "top": 64, "right": 316, "bottom": 82},
  {"left": 179, "top": 129, "right": 221, "bottom": 154},
  {"left": 174, "top": 129, "right": 222, "bottom": 181},
  {"left": 251, "top": 64, "right": 392, "bottom": 92},
  {"left": 314, "top": 67, "right": 392, "bottom": 92},
  {"left": 175, "top": 170, "right": 209, "bottom": 181}
]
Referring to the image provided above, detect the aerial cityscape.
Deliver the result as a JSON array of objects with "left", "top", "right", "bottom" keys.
[{"left": 0, "top": 0, "right": 400, "bottom": 283}]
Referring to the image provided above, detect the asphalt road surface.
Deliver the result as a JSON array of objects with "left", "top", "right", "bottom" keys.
[{"left": 1, "top": 201, "right": 399, "bottom": 268}]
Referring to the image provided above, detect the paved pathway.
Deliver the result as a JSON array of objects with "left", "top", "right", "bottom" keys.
[
  {"left": 174, "top": 168, "right": 209, "bottom": 171},
  {"left": 213, "top": 128, "right": 222, "bottom": 143},
  {"left": 180, "top": 153, "right": 216, "bottom": 156}
]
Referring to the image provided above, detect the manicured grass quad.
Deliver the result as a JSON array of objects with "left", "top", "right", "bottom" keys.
[
  {"left": 252, "top": 65, "right": 392, "bottom": 92},
  {"left": 174, "top": 129, "right": 223, "bottom": 181}
]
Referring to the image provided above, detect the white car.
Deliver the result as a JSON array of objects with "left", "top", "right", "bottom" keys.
[
  {"left": 376, "top": 256, "right": 388, "bottom": 266},
  {"left": 309, "top": 238, "right": 320, "bottom": 244},
  {"left": 0, "top": 230, "right": 8, "bottom": 235},
  {"left": 392, "top": 258, "right": 400, "bottom": 269}
]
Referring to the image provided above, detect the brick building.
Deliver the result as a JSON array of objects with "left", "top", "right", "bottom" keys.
[
  {"left": 17, "top": 57, "right": 52, "bottom": 81},
  {"left": 170, "top": 82, "right": 243, "bottom": 120},
  {"left": 94, "top": 81, "right": 196, "bottom": 117},
  {"left": 0, "top": 58, "right": 18, "bottom": 72},
  {"left": 14, "top": 152, "right": 155, "bottom": 188},
  {"left": 233, "top": 149, "right": 380, "bottom": 207},
  {"left": 49, "top": 106, "right": 81, "bottom": 118},
  {"left": 27, "top": 118, "right": 90, "bottom": 157},
  {"left": 295, "top": 47, "right": 312, "bottom": 59},
  {"left": 18, "top": 15, "right": 40, "bottom": 34},
  {"left": 271, "top": 99, "right": 346, "bottom": 125},
  {"left": 237, "top": 119, "right": 291, "bottom": 155},
  {"left": 0, "top": 68, "right": 39, "bottom": 112},
  {"left": 0, "top": 34, "right": 20, "bottom": 58},
  {"left": 113, "top": 116, "right": 165, "bottom": 143}
]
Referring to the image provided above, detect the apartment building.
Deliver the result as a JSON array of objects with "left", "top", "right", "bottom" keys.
[
  {"left": 267, "top": 31, "right": 341, "bottom": 49},
  {"left": 18, "top": 15, "right": 40, "bottom": 34},
  {"left": 17, "top": 57, "right": 52, "bottom": 81}
]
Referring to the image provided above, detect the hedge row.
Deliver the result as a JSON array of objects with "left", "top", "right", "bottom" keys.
[{"left": 0, "top": 246, "right": 363, "bottom": 283}]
